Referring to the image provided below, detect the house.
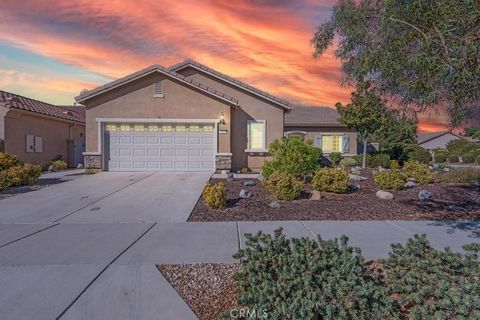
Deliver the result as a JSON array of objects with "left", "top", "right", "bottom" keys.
[
  {"left": 284, "top": 106, "right": 357, "bottom": 156},
  {"left": 417, "top": 131, "right": 464, "bottom": 150},
  {"left": 0, "top": 90, "right": 85, "bottom": 167},
  {"left": 75, "top": 60, "right": 357, "bottom": 172}
]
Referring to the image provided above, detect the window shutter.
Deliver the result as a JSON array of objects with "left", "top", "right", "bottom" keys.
[
  {"left": 315, "top": 135, "right": 323, "bottom": 148},
  {"left": 154, "top": 81, "right": 163, "bottom": 97},
  {"left": 342, "top": 133, "right": 349, "bottom": 153}
]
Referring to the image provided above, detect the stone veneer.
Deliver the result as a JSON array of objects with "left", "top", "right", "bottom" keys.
[
  {"left": 215, "top": 154, "right": 232, "bottom": 171},
  {"left": 84, "top": 154, "right": 102, "bottom": 169}
]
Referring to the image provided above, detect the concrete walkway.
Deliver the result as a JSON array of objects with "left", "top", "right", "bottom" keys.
[{"left": 0, "top": 219, "right": 478, "bottom": 319}]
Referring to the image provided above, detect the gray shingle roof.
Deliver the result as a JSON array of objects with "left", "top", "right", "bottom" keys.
[
  {"left": 285, "top": 106, "right": 343, "bottom": 126},
  {"left": 169, "top": 59, "right": 293, "bottom": 110},
  {"left": 0, "top": 90, "right": 85, "bottom": 123},
  {"left": 75, "top": 64, "right": 239, "bottom": 106},
  {"left": 417, "top": 131, "right": 462, "bottom": 144}
]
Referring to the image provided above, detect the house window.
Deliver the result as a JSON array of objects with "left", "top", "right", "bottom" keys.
[
  {"left": 247, "top": 120, "right": 266, "bottom": 150},
  {"left": 285, "top": 131, "right": 306, "bottom": 139},
  {"left": 321, "top": 135, "right": 343, "bottom": 153},
  {"left": 153, "top": 81, "right": 164, "bottom": 97}
]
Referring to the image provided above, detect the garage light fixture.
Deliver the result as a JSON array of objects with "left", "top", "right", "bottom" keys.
[{"left": 219, "top": 112, "right": 226, "bottom": 125}]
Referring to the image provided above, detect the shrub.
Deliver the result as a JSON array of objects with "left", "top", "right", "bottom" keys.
[
  {"left": 402, "top": 160, "right": 433, "bottom": 185},
  {"left": 6, "top": 164, "right": 41, "bottom": 186},
  {"left": 434, "top": 153, "right": 447, "bottom": 163},
  {"left": 446, "top": 139, "right": 476, "bottom": 155},
  {"left": 0, "top": 152, "right": 22, "bottom": 170},
  {"left": 312, "top": 167, "right": 350, "bottom": 193},
  {"left": 0, "top": 170, "right": 9, "bottom": 191},
  {"left": 461, "top": 153, "right": 475, "bottom": 164},
  {"left": 470, "top": 148, "right": 480, "bottom": 161},
  {"left": 52, "top": 159, "right": 68, "bottom": 171},
  {"left": 240, "top": 167, "right": 249, "bottom": 174},
  {"left": 261, "top": 138, "right": 322, "bottom": 179},
  {"left": 390, "top": 160, "right": 400, "bottom": 171},
  {"left": 373, "top": 170, "right": 406, "bottom": 190},
  {"left": 403, "top": 144, "right": 431, "bottom": 163},
  {"left": 202, "top": 182, "right": 227, "bottom": 209},
  {"left": 368, "top": 153, "right": 391, "bottom": 168},
  {"left": 232, "top": 229, "right": 401, "bottom": 320},
  {"left": 264, "top": 171, "right": 304, "bottom": 201},
  {"left": 339, "top": 157, "right": 357, "bottom": 167},
  {"left": 381, "top": 234, "right": 480, "bottom": 319},
  {"left": 440, "top": 167, "right": 480, "bottom": 183},
  {"left": 448, "top": 155, "right": 459, "bottom": 163},
  {"left": 329, "top": 152, "right": 342, "bottom": 166}
]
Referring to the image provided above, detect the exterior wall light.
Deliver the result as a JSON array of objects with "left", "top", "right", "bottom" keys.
[{"left": 219, "top": 112, "right": 226, "bottom": 125}]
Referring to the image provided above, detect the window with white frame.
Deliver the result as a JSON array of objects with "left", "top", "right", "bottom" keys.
[
  {"left": 247, "top": 120, "right": 266, "bottom": 150},
  {"left": 319, "top": 135, "right": 343, "bottom": 153}
]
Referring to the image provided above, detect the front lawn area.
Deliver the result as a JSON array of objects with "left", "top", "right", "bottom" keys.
[{"left": 189, "top": 169, "right": 480, "bottom": 221}]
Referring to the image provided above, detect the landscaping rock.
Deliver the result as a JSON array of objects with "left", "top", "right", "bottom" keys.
[
  {"left": 309, "top": 190, "right": 321, "bottom": 201},
  {"left": 418, "top": 189, "right": 432, "bottom": 200},
  {"left": 376, "top": 190, "right": 394, "bottom": 200},
  {"left": 244, "top": 180, "right": 256, "bottom": 187},
  {"left": 443, "top": 167, "right": 450, "bottom": 172},
  {"left": 428, "top": 165, "right": 434, "bottom": 170},
  {"left": 268, "top": 201, "right": 281, "bottom": 209},
  {"left": 447, "top": 204, "right": 468, "bottom": 213},
  {"left": 239, "top": 189, "right": 252, "bottom": 199},
  {"left": 405, "top": 181, "right": 417, "bottom": 188},
  {"left": 220, "top": 170, "right": 227, "bottom": 175},
  {"left": 48, "top": 165, "right": 54, "bottom": 172},
  {"left": 407, "top": 177, "right": 416, "bottom": 182},
  {"left": 349, "top": 174, "right": 368, "bottom": 181},
  {"left": 433, "top": 163, "right": 439, "bottom": 169},
  {"left": 378, "top": 166, "right": 387, "bottom": 172},
  {"left": 350, "top": 167, "right": 362, "bottom": 175},
  {"left": 350, "top": 184, "right": 361, "bottom": 191},
  {"left": 77, "top": 163, "right": 84, "bottom": 169}
]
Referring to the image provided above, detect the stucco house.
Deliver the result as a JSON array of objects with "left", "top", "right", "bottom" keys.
[
  {"left": 76, "top": 60, "right": 357, "bottom": 172},
  {"left": 417, "top": 131, "right": 464, "bottom": 150},
  {"left": 0, "top": 90, "right": 85, "bottom": 167}
]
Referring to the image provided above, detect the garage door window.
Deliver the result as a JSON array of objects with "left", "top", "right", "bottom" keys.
[
  {"left": 148, "top": 125, "right": 159, "bottom": 132},
  {"left": 134, "top": 125, "right": 145, "bottom": 132},
  {"left": 203, "top": 125, "right": 214, "bottom": 132},
  {"left": 162, "top": 125, "right": 173, "bottom": 132},
  {"left": 189, "top": 125, "right": 200, "bottom": 132},
  {"left": 176, "top": 125, "right": 186, "bottom": 132},
  {"left": 120, "top": 125, "right": 131, "bottom": 131},
  {"left": 106, "top": 124, "right": 117, "bottom": 131}
]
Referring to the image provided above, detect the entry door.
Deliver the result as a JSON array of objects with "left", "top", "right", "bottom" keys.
[{"left": 106, "top": 123, "right": 215, "bottom": 172}]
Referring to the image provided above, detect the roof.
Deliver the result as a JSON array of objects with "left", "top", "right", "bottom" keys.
[
  {"left": 417, "top": 131, "right": 463, "bottom": 144},
  {"left": 0, "top": 90, "right": 85, "bottom": 123},
  {"left": 169, "top": 59, "right": 293, "bottom": 110},
  {"left": 284, "top": 106, "right": 343, "bottom": 126},
  {"left": 75, "top": 64, "right": 239, "bottom": 106}
]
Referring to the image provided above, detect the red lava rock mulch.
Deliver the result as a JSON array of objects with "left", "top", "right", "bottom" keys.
[
  {"left": 189, "top": 171, "right": 480, "bottom": 221},
  {"left": 158, "top": 263, "right": 241, "bottom": 320}
]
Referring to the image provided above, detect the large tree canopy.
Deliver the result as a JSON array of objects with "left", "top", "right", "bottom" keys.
[{"left": 312, "top": 0, "right": 480, "bottom": 126}]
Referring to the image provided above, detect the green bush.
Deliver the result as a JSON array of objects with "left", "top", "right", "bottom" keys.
[
  {"left": 264, "top": 171, "right": 304, "bottom": 201},
  {"left": 312, "top": 167, "right": 350, "bottom": 193},
  {"left": 434, "top": 153, "right": 447, "bottom": 163},
  {"left": 470, "top": 148, "right": 480, "bottom": 162},
  {"left": 6, "top": 164, "right": 41, "bottom": 186},
  {"left": 368, "top": 153, "right": 391, "bottom": 168},
  {"left": 232, "top": 229, "right": 401, "bottom": 320},
  {"left": 446, "top": 139, "right": 477, "bottom": 155},
  {"left": 202, "top": 182, "right": 227, "bottom": 209},
  {"left": 0, "top": 170, "right": 9, "bottom": 191},
  {"left": 0, "top": 152, "right": 22, "bottom": 170},
  {"left": 381, "top": 234, "right": 480, "bottom": 319},
  {"left": 261, "top": 138, "right": 322, "bottom": 179},
  {"left": 339, "top": 157, "right": 357, "bottom": 167},
  {"left": 402, "top": 160, "right": 433, "bottom": 185},
  {"left": 329, "top": 152, "right": 342, "bottom": 166},
  {"left": 373, "top": 170, "right": 406, "bottom": 190},
  {"left": 448, "top": 155, "right": 459, "bottom": 163},
  {"left": 390, "top": 160, "right": 400, "bottom": 171},
  {"left": 52, "top": 159, "right": 68, "bottom": 171},
  {"left": 440, "top": 167, "right": 480, "bottom": 183},
  {"left": 461, "top": 153, "right": 475, "bottom": 164},
  {"left": 403, "top": 144, "right": 431, "bottom": 163}
]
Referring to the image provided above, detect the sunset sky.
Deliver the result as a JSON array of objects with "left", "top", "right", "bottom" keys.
[{"left": 0, "top": 0, "right": 449, "bottom": 131}]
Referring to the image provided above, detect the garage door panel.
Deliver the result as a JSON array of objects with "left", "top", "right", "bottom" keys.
[{"left": 107, "top": 122, "right": 215, "bottom": 172}]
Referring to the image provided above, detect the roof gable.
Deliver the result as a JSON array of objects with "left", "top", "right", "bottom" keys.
[
  {"left": 169, "top": 60, "right": 293, "bottom": 110},
  {"left": 75, "top": 65, "right": 238, "bottom": 107},
  {"left": 417, "top": 131, "right": 463, "bottom": 144},
  {"left": 0, "top": 90, "right": 84, "bottom": 123}
]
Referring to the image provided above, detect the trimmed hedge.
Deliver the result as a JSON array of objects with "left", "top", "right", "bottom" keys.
[
  {"left": 461, "top": 153, "right": 475, "bottom": 164},
  {"left": 264, "top": 171, "right": 304, "bottom": 201},
  {"left": 329, "top": 152, "right": 342, "bottom": 166},
  {"left": 448, "top": 155, "right": 459, "bottom": 163},
  {"left": 202, "top": 182, "right": 227, "bottom": 209},
  {"left": 0, "top": 153, "right": 41, "bottom": 191},
  {"left": 312, "top": 168, "right": 350, "bottom": 193},
  {"left": 373, "top": 170, "right": 406, "bottom": 190},
  {"left": 402, "top": 160, "right": 433, "bottom": 185},
  {"left": 339, "top": 157, "right": 357, "bottom": 167}
]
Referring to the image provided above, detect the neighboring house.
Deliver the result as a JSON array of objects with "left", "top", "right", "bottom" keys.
[
  {"left": 417, "top": 131, "right": 464, "bottom": 150},
  {"left": 76, "top": 60, "right": 357, "bottom": 172},
  {"left": 284, "top": 106, "right": 357, "bottom": 156},
  {"left": 0, "top": 90, "right": 85, "bottom": 167}
]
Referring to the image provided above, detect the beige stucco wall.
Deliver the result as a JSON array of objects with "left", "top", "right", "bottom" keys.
[
  {"left": 177, "top": 67, "right": 285, "bottom": 170},
  {"left": 83, "top": 73, "right": 232, "bottom": 157},
  {"left": 4, "top": 109, "right": 85, "bottom": 165},
  {"left": 284, "top": 126, "right": 358, "bottom": 156}
]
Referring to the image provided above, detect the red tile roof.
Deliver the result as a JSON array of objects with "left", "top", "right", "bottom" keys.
[{"left": 0, "top": 90, "right": 84, "bottom": 123}]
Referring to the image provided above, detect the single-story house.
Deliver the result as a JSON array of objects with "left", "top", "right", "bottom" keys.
[
  {"left": 75, "top": 60, "right": 357, "bottom": 172},
  {"left": 0, "top": 90, "right": 85, "bottom": 167},
  {"left": 417, "top": 131, "right": 464, "bottom": 150}
]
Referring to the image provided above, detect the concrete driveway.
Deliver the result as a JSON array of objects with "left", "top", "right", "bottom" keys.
[{"left": 0, "top": 171, "right": 211, "bottom": 223}]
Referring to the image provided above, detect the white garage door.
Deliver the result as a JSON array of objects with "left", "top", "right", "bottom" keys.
[{"left": 105, "top": 123, "right": 215, "bottom": 172}]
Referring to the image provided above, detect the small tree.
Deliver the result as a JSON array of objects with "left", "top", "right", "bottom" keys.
[{"left": 336, "top": 82, "right": 388, "bottom": 168}]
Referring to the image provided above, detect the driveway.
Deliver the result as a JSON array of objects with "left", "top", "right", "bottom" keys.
[{"left": 0, "top": 171, "right": 211, "bottom": 223}]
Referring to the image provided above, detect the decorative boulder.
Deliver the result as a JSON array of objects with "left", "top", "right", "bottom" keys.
[
  {"left": 269, "top": 201, "right": 281, "bottom": 209},
  {"left": 239, "top": 189, "right": 252, "bottom": 199},
  {"left": 220, "top": 170, "right": 227, "bottom": 175},
  {"left": 244, "top": 180, "right": 256, "bottom": 187},
  {"left": 443, "top": 167, "right": 450, "bottom": 172},
  {"left": 376, "top": 190, "right": 394, "bottom": 200},
  {"left": 405, "top": 181, "right": 417, "bottom": 188},
  {"left": 350, "top": 184, "right": 361, "bottom": 191},
  {"left": 309, "top": 190, "right": 321, "bottom": 201},
  {"left": 48, "top": 165, "right": 55, "bottom": 172},
  {"left": 418, "top": 189, "right": 432, "bottom": 200},
  {"left": 349, "top": 174, "right": 368, "bottom": 181}
]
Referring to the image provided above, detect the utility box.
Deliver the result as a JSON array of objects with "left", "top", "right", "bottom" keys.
[{"left": 67, "top": 139, "right": 85, "bottom": 168}]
